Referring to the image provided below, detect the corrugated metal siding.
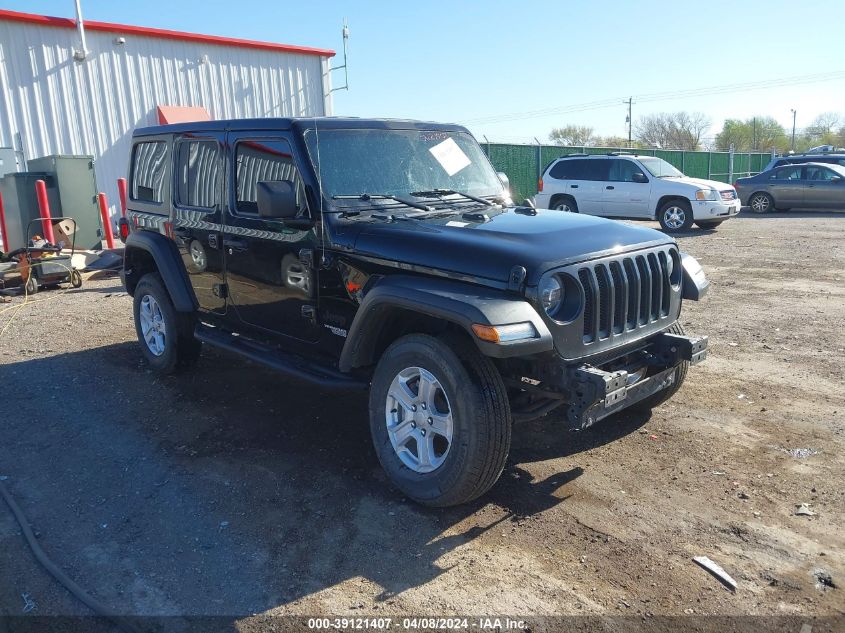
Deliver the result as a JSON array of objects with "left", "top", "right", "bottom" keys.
[{"left": 0, "top": 19, "right": 331, "bottom": 219}]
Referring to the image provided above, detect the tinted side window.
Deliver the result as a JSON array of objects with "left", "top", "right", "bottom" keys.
[
  {"left": 176, "top": 141, "right": 220, "bottom": 209},
  {"left": 549, "top": 159, "right": 580, "bottom": 180},
  {"left": 581, "top": 159, "right": 609, "bottom": 181},
  {"left": 806, "top": 166, "right": 838, "bottom": 181},
  {"left": 608, "top": 159, "right": 640, "bottom": 182},
  {"left": 771, "top": 166, "right": 802, "bottom": 180},
  {"left": 131, "top": 141, "right": 168, "bottom": 204},
  {"left": 235, "top": 139, "right": 308, "bottom": 217}
]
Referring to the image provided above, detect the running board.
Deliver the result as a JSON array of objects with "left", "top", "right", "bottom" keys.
[{"left": 194, "top": 325, "right": 369, "bottom": 390}]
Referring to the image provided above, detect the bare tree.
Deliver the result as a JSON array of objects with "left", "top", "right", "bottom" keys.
[
  {"left": 806, "top": 112, "right": 842, "bottom": 138},
  {"left": 635, "top": 112, "right": 711, "bottom": 150},
  {"left": 549, "top": 125, "right": 595, "bottom": 146}
]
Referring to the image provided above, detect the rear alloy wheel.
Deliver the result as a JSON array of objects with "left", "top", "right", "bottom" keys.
[
  {"left": 369, "top": 333, "right": 511, "bottom": 507},
  {"left": 133, "top": 273, "right": 202, "bottom": 374},
  {"left": 658, "top": 200, "right": 694, "bottom": 232},
  {"left": 748, "top": 192, "right": 773, "bottom": 214},
  {"left": 551, "top": 196, "right": 578, "bottom": 213}
]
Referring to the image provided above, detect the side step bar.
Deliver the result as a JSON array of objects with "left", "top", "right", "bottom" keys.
[{"left": 195, "top": 325, "right": 369, "bottom": 390}]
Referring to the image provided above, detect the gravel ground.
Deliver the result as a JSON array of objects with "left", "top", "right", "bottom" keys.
[{"left": 0, "top": 211, "right": 843, "bottom": 631}]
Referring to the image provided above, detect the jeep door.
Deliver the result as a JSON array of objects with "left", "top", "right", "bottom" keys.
[
  {"left": 803, "top": 165, "right": 845, "bottom": 209},
  {"left": 603, "top": 159, "right": 651, "bottom": 217},
  {"left": 172, "top": 133, "right": 226, "bottom": 314},
  {"left": 222, "top": 134, "right": 320, "bottom": 342}
]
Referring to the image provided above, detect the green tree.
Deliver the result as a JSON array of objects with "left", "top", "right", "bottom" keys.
[
  {"left": 715, "top": 117, "right": 787, "bottom": 152},
  {"left": 549, "top": 125, "right": 596, "bottom": 146}
]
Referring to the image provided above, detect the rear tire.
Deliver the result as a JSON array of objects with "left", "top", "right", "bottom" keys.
[
  {"left": 133, "top": 273, "right": 201, "bottom": 374},
  {"left": 658, "top": 200, "right": 694, "bottom": 232},
  {"left": 630, "top": 322, "right": 689, "bottom": 412},
  {"left": 748, "top": 192, "right": 773, "bottom": 213},
  {"left": 369, "top": 333, "right": 511, "bottom": 507},
  {"left": 550, "top": 195, "right": 578, "bottom": 213},
  {"left": 25, "top": 275, "right": 38, "bottom": 295}
]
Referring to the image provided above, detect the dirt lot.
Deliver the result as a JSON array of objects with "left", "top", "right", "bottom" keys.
[{"left": 0, "top": 211, "right": 843, "bottom": 630}]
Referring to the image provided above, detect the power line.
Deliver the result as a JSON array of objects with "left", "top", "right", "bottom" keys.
[{"left": 465, "top": 71, "right": 845, "bottom": 126}]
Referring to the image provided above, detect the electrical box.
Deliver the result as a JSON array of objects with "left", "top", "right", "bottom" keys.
[
  {"left": 0, "top": 147, "right": 17, "bottom": 179},
  {"left": 0, "top": 172, "right": 61, "bottom": 252},
  {"left": 27, "top": 155, "right": 102, "bottom": 250}
]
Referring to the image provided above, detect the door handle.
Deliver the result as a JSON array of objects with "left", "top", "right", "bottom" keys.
[
  {"left": 223, "top": 237, "right": 247, "bottom": 252},
  {"left": 570, "top": 184, "right": 579, "bottom": 189},
  {"left": 606, "top": 186, "right": 615, "bottom": 190}
]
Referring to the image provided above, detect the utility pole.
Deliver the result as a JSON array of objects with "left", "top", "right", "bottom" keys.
[
  {"left": 790, "top": 109, "right": 797, "bottom": 152},
  {"left": 624, "top": 97, "right": 633, "bottom": 148},
  {"left": 752, "top": 117, "right": 757, "bottom": 151}
]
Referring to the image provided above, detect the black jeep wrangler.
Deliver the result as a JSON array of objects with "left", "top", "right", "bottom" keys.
[{"left": 121, "top": 118, "right": 709, "bottom": 507}]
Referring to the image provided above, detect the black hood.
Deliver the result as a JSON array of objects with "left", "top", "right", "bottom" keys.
[{"left": 346, "top": 207, "right": 674, "bottom": 286}]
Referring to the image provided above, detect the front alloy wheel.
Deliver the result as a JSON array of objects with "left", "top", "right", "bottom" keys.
[
  {"left": 658, "top": 200, "right": 693, "bottom": 232},
  {"left": 369, "top": 333, "right": 511, "bottom": 507},
  {"left": 385, "top": 366, "right": 453, "bottom": 473}
]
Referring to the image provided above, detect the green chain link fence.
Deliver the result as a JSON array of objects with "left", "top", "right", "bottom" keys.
[{"left": 481, "top": 142, "right": 773, "bottom": 203}]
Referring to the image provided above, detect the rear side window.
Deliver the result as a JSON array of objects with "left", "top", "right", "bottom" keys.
[
  {"left": 131, "top": 141, "right": 168, "bottom": 204},
  {"left": 176, "top": 140, "right": 220, "bottom": 209},
  {"left": 771, "top": 166, "right": 802, "bottom": 180},
  {"left": 549, "top": 159, "right": 580, "bottom": 180},
  {"left": 549, "top": 158, "right": 608, "bottom": 180},
  {"left": 581, "top": 159, "right": 609, "bottom": 181}
]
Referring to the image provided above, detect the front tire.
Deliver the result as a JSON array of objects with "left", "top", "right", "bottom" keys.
[
  {"left": 133, "top": 273, "right": 201, "bottom": 374},
  {"left": 695, "top": 220, "right": 723, "bottom": 230},
  {"left": 658, "top": 200, "right": 694, "bottom": 232},
  {"left": 369, "top": 334, "right": 511, "bottom": 507},
  {"left": 748, "top": 192, "right": 773, "bottom": 214}
]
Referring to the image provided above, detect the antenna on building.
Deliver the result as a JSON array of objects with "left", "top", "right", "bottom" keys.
[
  {"left": 72, "top": 0, "right": 89, "bottom": 61},
  {"left": 330, "top": 19, "right": 349, "bottom": 93}
]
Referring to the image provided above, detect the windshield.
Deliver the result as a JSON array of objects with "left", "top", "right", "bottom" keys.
[
  {"left": 303, "top": 129, "right": 505, "bottom": 202},
  {"left": 638, "top": 157, "right": 685, "bottom": 178}
]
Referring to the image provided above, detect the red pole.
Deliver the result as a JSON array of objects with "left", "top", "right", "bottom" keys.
[
  {"left": 117, "top": 177, "right": 128, "bottom": 218},
  {"left": 0, "top": 191, "right": 9, "bottom": 252},
  {"left": 97, "top": 192, "right": 115, "bottom": 249},
  {"left": 35, "top": 179, "right": 55, "bottom": 244}
]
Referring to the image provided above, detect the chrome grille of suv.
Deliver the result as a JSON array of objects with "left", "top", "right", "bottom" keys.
[{"left": 580, "top": 250, "right": 673, "bottom": 343}]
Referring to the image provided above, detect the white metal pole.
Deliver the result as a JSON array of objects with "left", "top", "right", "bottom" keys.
[{"left": 74, "top": 0, "right": 89, "bottom": 60}]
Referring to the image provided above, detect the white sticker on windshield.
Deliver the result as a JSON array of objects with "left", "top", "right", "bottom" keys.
[{"left": 429, "top": 137, "right": 472, "bottom": 177}]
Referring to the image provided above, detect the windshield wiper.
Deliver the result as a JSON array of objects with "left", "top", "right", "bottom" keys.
[
  {"left": 410, "top": 189, "right": 494, "bottom": 206},
  {"left": 332, "top": 193, "right": 433, "bottom": 213}
]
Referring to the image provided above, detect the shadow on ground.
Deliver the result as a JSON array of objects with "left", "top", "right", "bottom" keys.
[{"left": 0, "top": 342, "right": 648, "bottom": 625}]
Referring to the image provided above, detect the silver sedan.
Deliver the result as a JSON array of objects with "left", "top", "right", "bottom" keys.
[{"left": 735, "top": 162, "right": 845, "bottom": 212}]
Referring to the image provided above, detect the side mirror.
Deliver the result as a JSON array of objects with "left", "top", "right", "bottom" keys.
[
  {"left": 497, "top": 171, "right": 510, "bottom": 191},
  {"left": 257, "top": 180, "right": 297, "bottom": 219},
  {"left": 632, "top": 172, "right": 648, "bottom": 183},
  {"left": 832, "top": 176, "right": 843, "bottom": 183}
]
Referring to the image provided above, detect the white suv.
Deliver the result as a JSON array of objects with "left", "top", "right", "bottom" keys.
[{"left": 534, "top": 153, "right": 741, "bottom": 232}]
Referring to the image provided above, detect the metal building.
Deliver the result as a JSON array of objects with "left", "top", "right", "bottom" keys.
[{"left": 0, "top": 8, "right": 335, "bottom": 220}]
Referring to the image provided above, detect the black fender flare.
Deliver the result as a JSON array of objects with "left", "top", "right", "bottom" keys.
[
  {"left": 338, "top": 275, "right": 554, "bottom": 372},
  {"left": 123, "top": 231, "right": 198, "bottom": 312}
]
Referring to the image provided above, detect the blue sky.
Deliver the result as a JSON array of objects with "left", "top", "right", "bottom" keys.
[{"left": 5, "top": 0, "right": 844, "bottom": 143}]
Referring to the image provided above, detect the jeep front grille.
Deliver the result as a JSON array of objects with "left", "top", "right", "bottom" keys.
[{"left": 579, "top": 250, "right": 673, "bottom": 343}]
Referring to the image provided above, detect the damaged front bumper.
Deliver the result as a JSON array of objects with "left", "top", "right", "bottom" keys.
[{"left": 564, "top": 331, "right": 708, "bottom": 429}]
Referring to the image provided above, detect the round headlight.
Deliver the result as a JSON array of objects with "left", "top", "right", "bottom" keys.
[{"left": 539, "top": 276, "right": 563, "bottom": 316}]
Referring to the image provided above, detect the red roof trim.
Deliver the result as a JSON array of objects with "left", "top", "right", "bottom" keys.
[{"left": 0, "top": 8, "right": 335, "bottom": 58}]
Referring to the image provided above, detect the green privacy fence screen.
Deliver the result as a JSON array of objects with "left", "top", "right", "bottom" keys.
[{"left": 481, "top": 142, "right": 774, "bottom": 203}]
